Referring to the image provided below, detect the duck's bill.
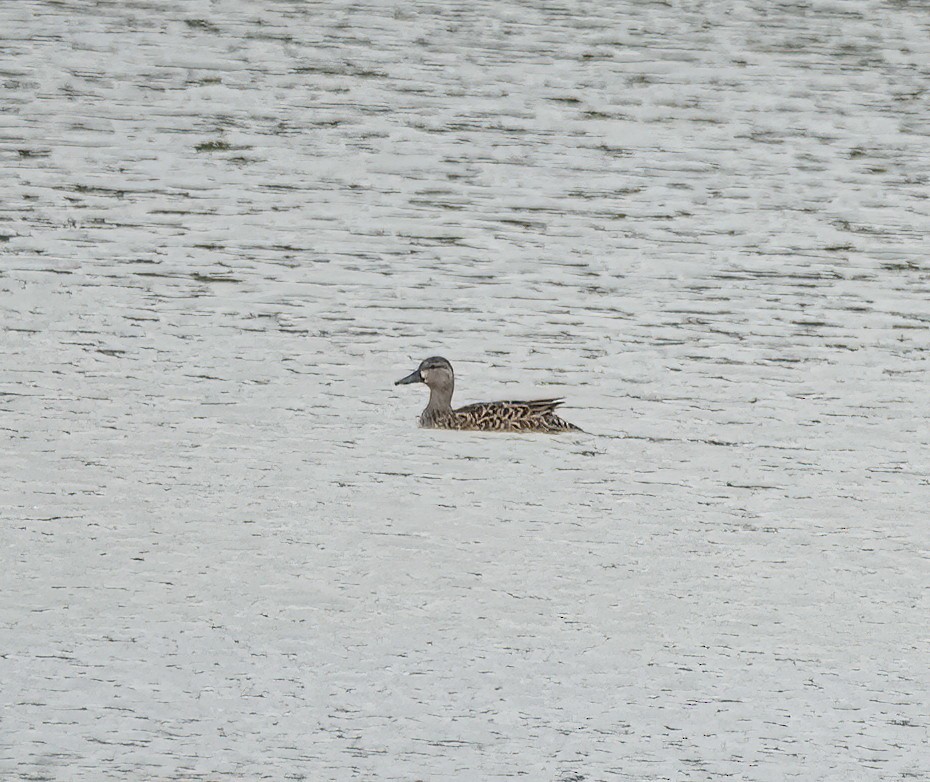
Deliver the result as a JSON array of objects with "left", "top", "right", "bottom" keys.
[{"left": 395, "top": 369, "right": 422, "bottom": 386}]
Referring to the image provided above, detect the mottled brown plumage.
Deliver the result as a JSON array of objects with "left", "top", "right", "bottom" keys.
[{"left": 395, "top": 356, "right": 581, "bottom": 433}]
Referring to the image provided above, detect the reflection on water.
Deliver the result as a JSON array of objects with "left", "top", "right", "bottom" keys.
[{"left": 2, "top": 1, "right": 928, "bottom": 780}]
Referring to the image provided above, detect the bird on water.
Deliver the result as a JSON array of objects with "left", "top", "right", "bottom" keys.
[{"left": 395, "top": 356, "right": 581, "bottom": 433}]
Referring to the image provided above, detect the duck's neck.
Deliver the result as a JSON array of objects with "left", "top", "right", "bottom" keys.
[{"left": 424, "top": 384, "right": 454, "bottom": 416}]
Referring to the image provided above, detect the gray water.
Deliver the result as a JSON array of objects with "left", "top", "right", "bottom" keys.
[{"left": 2, "top": 1, "right": 929, "bottom": 780}]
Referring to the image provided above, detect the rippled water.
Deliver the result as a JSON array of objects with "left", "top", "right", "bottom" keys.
[{"left": 2, "top": 1, "right": 929, "bottom": 780}]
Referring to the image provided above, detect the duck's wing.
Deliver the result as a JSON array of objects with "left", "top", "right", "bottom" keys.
[
  {"left": 455, "top": 398, "right": 564, "bottom": 415},
  {"left": 453, "top": 399, "right": 579, "bottom": 432},
  {"left": 515, "top": 398, "right": 567, "bottom": 414}
]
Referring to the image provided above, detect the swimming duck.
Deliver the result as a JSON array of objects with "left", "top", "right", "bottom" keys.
[{"left": 395, "top": 356, "right": 581, "bottom": 433}]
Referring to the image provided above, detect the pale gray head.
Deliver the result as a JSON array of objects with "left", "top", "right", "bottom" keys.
[
  {"left": 395, "top": 356, "right": 454, "bottom": 391},
  {"left": 395, "top": 356, "right": 456, "bottom": 415}
]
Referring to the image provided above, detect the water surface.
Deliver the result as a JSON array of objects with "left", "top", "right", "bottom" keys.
[{"left": 2, "top": 1, "right": 928, "bottom": 780}]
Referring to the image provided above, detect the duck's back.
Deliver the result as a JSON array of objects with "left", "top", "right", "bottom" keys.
[{"left": 424, "top": 398, "right": 580, "bottom": 433}]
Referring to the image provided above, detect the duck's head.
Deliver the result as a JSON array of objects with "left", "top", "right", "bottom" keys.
[{"left": 395, "top": 356, "right": 454, "bottom": 390}]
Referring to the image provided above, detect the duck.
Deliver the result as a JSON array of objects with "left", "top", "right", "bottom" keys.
[{"left": 395, "top": 356, "right": 581, "bottom": 433}]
